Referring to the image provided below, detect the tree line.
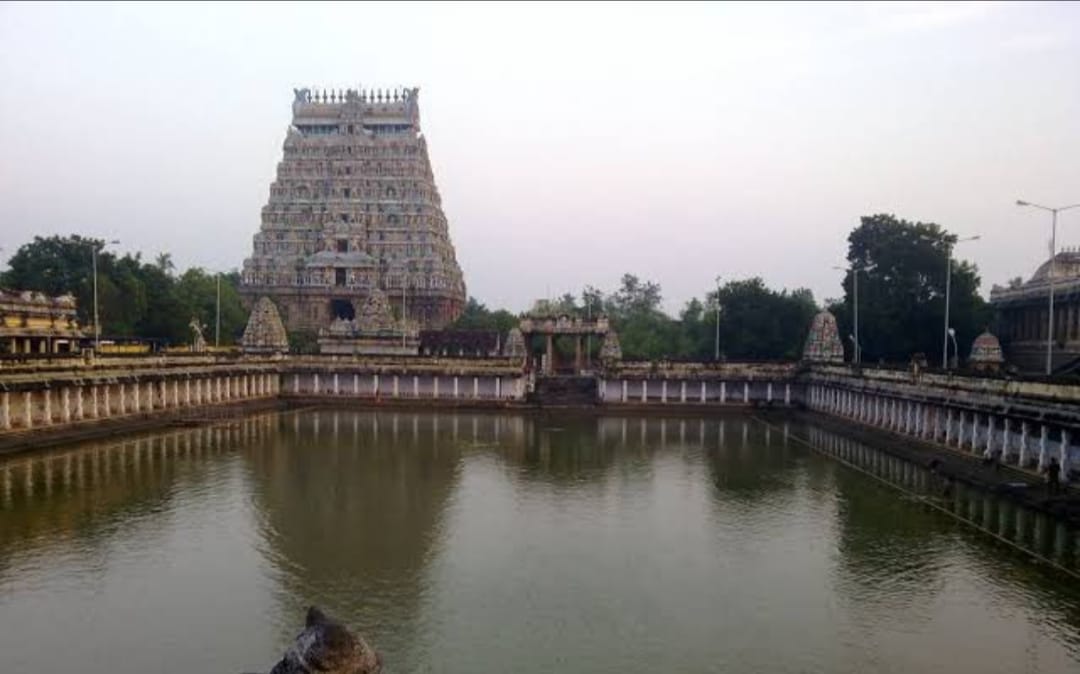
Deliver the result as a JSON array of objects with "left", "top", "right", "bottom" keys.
[
  {"left": 0, "top": 235, "right": 247, "bottom": 346},
  {"left": 449, "top": 213, "right": 991, "bottom": 364},
  {"left": 2, "top": 214, "right": 991, "bottom": 363}
]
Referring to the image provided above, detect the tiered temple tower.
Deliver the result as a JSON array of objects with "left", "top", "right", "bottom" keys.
[{"left": 241, "top": 86, "right": 466, "bottom": 333}]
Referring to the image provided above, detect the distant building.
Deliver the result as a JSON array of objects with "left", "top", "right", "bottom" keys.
[
  {"left": 0, "top": 290, "right": 85, "bottom": 354},
  {"left": 990, "top": 249, "right": 1080, "bottom": 373},
  {"left": 240, "top": 86, "right": 466, "bottom": 335}
]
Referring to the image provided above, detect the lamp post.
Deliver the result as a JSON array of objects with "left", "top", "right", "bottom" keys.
[
  {"left": 91, "top": 239, "right": 120, "bottom": 351},
  {"left": 833, "top": 264, "right": 863, "bottom": 365},
  {"left": 1016, "top": 200, "right": 1080, "bottom": 375},
  {"left": 942, "top": 235, "right": 980, "bottom": 370},
  {"left": 947, "top": 328, "right": 959, "bottom": 369},
  {"left": 215, "top": 272, "right": 221, "bottom": 348},
  {"left": 714, "top": 275, "right": 722, "bottom": 361}
]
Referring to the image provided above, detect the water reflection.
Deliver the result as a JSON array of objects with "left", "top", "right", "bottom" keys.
[{"left": 0, "top": 411, "right": 1079, "bottom": 674}]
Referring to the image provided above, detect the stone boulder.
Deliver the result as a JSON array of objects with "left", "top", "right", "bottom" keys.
[{"left": 267, "top": 606, "right": 381, "bottom": 674}]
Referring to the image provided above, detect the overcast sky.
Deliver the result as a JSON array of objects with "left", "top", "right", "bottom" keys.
[{"left": 1, "top": 2, "right": 1077, "bottom": 313}]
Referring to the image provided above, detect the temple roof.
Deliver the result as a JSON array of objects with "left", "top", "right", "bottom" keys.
[{"left": 1030, "top": 249, "right": 1080, "bottom": 283}]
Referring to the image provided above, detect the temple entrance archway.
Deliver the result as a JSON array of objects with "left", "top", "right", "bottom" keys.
[{"left": 330, "top": 299, "right": 355, "bottom": 321}]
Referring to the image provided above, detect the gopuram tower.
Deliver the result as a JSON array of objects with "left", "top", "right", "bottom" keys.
[{"left": 241, "top": 86, "right": 466, "bottom": 333}]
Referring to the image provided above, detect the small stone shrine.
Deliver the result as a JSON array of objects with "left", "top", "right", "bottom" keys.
[
  {"left": 241, "top": 297, "right": 290, "bottom": 354},
  {"left": 802, "top": 310, "right": 845, "bottom": 364},
  {"left": 317, "top": 288, "right": 419, "bottom": 355},
  {"left": 968, "top": 330, "right": 1005, "bottom": 372},
  {"left": 502, "top": 327, "right": 526, "bottom": 359},
  {"left": 600, "top": 330, "right": 622, "bottom": 365}
]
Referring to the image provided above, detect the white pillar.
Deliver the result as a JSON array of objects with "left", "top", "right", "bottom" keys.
[
  {"left": 785, "top": 384, "right": 791, "bottom": 406},
  {"left": 767, "top": 382, "right": 773, "bottom": 403},
  {"left": 720, "top": 382, "right": 727, "bottom": 404},
  {"left": 453, "top": 376, "right": 459, "bottom": 398},
  {"left": 495, "top": 377, "right": 502, "bottom": 399},
  {"left": 472, "top": 377, "right": 479, "bottom": 399},
  {"left": 641, "top": 380, "right": 648, "bottom": 403},
  {"left": 394, "top": 375, "right": 401, "bottom": 398},
  {"left": 91, "top": 386, "right": 99, "bottom": 418},
  {"left": 104, "top": 385, "right": 111, "bottom": 416},
  {"left": 0, "top": 391, "right": 8, "bottom": 430},
  {"left": 970, "top": 414, "right": 979, "bottom": 451},
  {"left": 986, "top": 415, "right": 994, "bottom": 454},
  {"left": 661, "top": 380, "right": 668, "bottom": 403},
  {"left": 1002, "top": 418, "right": 1011, "bottom": 458},
  {"left": 333, "top": 373, "right": 340, "bottom": 395},
  {"left": 118, "top": 383, "right": 126, "bottom": 415},
  {"left": 1038, "top": 425, "right": 1049, "bottom": 471},
  {"left": 133, "top": 381, "right": 141, "bottom": 413},
  {"left": 413, "top": 376, "right": 419, "bottom": 397},
  {"left": 700, "top": 381, "right": 706, "bottom": 403},
  {"left": 293, "top": 374, "right": 300, "bottom": 394},
  {"left": 945, "top": 409, "right": 953, "bottom": 445},
  {"left": 743, "top": 382, "right": 749, "bottom": 403},
  {"left": 1019, "top": 422, "right": 1030, "bottom": 467},
  {"left": 373, "top": 374, "right": 380, "bottom": 396},
  {"left": 680, "top": 381, "right": 687, "bottom": 403},
  {"left": 434, "top": 376, "right": 440, "bottom": 398},
  {"left": 622, "top": 380, "right": 628, "bottom": 403},
  {"left": 23, "top": 391, "right": 32, "bottom": 428},
  {"left": 43, "top": 388, "right": 52, "bottom": 424},
  {"left": 61, "top": 387, "right": 71, "bottom": 423},
  {"left": 313, "top": 373, "right": 320, "bottom": 395},
  {"left": 75, "top": 386, "right": 84, "bottom": 420}
]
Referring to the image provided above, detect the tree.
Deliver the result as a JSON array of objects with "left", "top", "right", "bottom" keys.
[
  {"left": 447, "top": 296, "right": 518, "bottom": 334},
  {"left": 708, "top": 278, "right": 817, "bottom": 360},
  {"left": 834, "top": 213, "right": 989, "bottom": 365},
  {"left": 0, "top": 234, "right": 248, "bottom": 346}
]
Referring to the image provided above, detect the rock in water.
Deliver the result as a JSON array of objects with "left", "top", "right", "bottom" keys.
[{"left": 268, "top": 606, "right": 381, "bottom": 674}]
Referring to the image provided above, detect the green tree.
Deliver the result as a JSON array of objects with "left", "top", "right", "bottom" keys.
[
  {"left": 447, "top": 296, "right": 518, "bottom": 334},
  {"left": 833, "top": 213, "right": 989, "bottom": 365}
]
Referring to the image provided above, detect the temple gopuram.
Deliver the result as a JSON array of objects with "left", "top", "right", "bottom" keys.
[
  {"left": 240, "top": 86, "right": 466, "bottom": 335},
  {"left": 990, "top": 249, "right": 1080, "bottom": 374}
]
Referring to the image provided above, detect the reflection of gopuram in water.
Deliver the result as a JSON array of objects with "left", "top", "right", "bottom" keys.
[{"left": 246, "top": 410, "right": 469, "bottom": 660}]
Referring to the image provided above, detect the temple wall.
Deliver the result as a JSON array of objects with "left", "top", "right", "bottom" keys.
[{"left": 3, "top": 355, "right": 1080, "bottom": 485}]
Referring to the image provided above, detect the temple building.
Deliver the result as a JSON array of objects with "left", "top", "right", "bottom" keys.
[
  {"left": 0, "top": 290, "right": 85, "bottom": 354},
  {"left": 240, "top": 86, "right": 466, "bottom": 334},
  {"left": 990, "top": 249, "right": 1080, "bottom": 373}
]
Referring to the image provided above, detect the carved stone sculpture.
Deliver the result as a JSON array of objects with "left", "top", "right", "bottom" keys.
[
  {"left": 241, "top": 297, "right": 289, "bottom": 354},
  {"left": 802, "top": 311, "right": 845, "bottom": 364},
  {"left": 189, "top": 317, "right": 207, "bottom": 353},
  {"left": 267, "top": 606, "right": 381, "bottom": 674},
  {"left": 357, "top": 288, "right": 396, "bottom": 333}
]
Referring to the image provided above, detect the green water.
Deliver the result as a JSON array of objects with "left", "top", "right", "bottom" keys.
[{"left": 0, "top": 410, "right": 1077, "bottom": 673}]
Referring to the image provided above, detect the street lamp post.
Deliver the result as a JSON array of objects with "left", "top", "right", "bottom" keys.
[
  {"left": 1016, "top": 200, "right": 1080, "bottom": 375},
  {"left": 714, "top": 275, "right": 722, "bottom": 361},
  {"left": 215, "top": 272, "right": 221, "bottom": 348},
  {"left": 91, "top": 239, "right": 120, "bottom": 351},
  {"left": 942, "top": 235, "right": 980, "bottom": 370}
]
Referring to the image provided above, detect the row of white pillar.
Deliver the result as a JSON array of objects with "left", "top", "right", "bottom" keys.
[
  {"left": 0, "top": 372, "right": 279, "bottom": 432},
  {"left": 807, "top": 384, "right": 1073, "bottom": 481},
  {"left": 601, "top": 379, "right": 793, "bottom": 405},
  {"left": 288, "top": 372, "right": 522, "bottom": 400}
]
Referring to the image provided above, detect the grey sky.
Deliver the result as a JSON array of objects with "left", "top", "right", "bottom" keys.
[{"left": 1, "top": 2, "right": 1077, "bottom": 313}]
